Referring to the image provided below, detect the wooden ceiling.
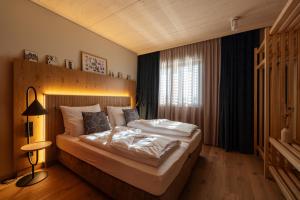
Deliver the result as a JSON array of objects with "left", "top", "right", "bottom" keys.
[{"left": 31, "top": 0, "right": 286, "bottom": 54}]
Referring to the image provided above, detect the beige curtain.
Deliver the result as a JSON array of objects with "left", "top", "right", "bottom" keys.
[{"left": 158, "top": 39, "right": 220, "bottom": 145}]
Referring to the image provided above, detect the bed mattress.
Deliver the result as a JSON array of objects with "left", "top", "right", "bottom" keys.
[{"left": 56, "top": 131, "right": 201, "bottom": 196}]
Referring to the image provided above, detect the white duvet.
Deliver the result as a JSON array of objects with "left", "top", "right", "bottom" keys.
[
  {"left": 79, "top": 127, "right": 180, "bottom": 167},
  {"left": 127, "top": 119, "right": 198, "bottom": 137}
]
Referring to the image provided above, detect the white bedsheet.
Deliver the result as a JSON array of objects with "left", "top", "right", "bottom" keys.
[
  {"left": 128, "top": 119, "right": 198, "bottom": 138},
  {"left": 79, "top": 127, "right": 180, "bottom": 167},
  {"left": 56, "top": 131, "right": 201, "bottom": 196},
  {"left": 139, "top": 128, "right": 202, "bottom": 153}
]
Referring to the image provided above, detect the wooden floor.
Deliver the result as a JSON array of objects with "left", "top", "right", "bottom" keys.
[
  {"left": 0, "top": 145, "right": 283, "bottom": 200},
  {"left": 182, "top": 145, "right": 283, "bottom": 200}
]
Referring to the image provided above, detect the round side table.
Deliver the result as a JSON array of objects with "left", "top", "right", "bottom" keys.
[{"left": 16, "top": 141, "right": 52, "bottom": 187}]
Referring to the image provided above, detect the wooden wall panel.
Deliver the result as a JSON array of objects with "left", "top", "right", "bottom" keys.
[
  {"left": 13, "top": 60, "right": 136, "bottom": 174},
  {"left": 298, "top": 31, "right": 300, "bottom": 142},
  {"left": 268, "top": 30, "right": 300, "bottom": 142},
  {"left": 270, "top": 34, "right": 281, "bottom": 140},
  {"left": 271, "top": 33, "right": 279, "bottom": 139},
  {"left": 259, "top": 70, "right": 264, "bottom": 150},
  {"left": 288, "top": 32, "right": 296, "bottom": 139},
  {"left": 253, "top": 48, "right": 258, "bottom": 153},
  {"left": 279, "top": 34, "right": 286, "bottom": 133},
  {"left": 264, "top": 29, "right": 270, "bottom": 177}
]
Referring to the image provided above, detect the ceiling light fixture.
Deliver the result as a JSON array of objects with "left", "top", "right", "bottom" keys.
[{"left": 231, "top": 17, "right": 240, "bottom": 32}]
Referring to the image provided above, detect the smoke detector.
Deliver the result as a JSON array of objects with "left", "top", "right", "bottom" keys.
[{"left": 231, "top": 17, "right": 240, "bottom": 32}]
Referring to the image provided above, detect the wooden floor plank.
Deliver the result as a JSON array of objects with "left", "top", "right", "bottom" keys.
[
  {"left": 0, "top": 145, "right": 283, "bottom": 200},
  {"left": 181, "top": 145, "right": 283, "bottom": 200}
]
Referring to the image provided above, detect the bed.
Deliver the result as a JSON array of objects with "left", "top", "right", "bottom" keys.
[{"left": 45, "top": 94, "right": 202, "bottom": 200}]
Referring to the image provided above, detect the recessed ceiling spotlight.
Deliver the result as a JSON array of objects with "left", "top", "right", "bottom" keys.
[{"left": 231, "top": 17, "right": 240, "bottom": 32}]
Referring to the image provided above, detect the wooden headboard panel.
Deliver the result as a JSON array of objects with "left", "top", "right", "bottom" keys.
[
  {"left": 13, "top": 60, "right": 135, "bottom": 173},
  {"left": 45, "top": 94, "right": 131, "bottom": 163}
]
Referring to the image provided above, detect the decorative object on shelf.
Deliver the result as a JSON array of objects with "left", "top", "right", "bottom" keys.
[
  {"left": 109, "top": 70, "right": 115, "bottom": 78},
  {"left": 126, "top": 74, "right": 131, "bottom": 80},
  {"left": 24, "top": 50, "right": 38, "bottom": 63},
  {"left": 117, "top": 72, "right": 123, "bottom": 79},
  {"left": 16, "top": 86, "right": 49, "bottom": 187},
  {"left": 65, "top": 59, "right": 75, "bottom": 69},
  {"left": 46, "top": 55, "right": 58, "bottom": 65},
  {"left": 281, "top": 108, "right": 293, "bottom": 143},
  {"left": 81, "top": 51, "right": 107, "bottom": 75},
  {"left": 280, "top": 127, "right": 292, "bottom": 143}
]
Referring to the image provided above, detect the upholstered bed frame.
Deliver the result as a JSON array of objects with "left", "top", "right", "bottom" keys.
[{"left": 45, "top": 94, "right": 202, "bottom": 200}]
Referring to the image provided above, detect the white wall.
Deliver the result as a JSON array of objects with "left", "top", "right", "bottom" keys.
[{"left": 0, "top": 0, "right": 137, "bottom": 179}]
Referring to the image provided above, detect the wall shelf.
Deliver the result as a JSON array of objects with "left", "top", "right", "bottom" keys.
[
  {"left": 269, "top": 137, "right": 300, "bottom": 172},
  {"left": 253, "top": 28, "right": 269, "bottom": 177},
  {"left": 269, "top": 166, "right": 300, "bottom": 200}
]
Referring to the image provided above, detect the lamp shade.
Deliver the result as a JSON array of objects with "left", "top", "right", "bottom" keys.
[{"left": 22, "top": 99, "right": 48, "bottom": 116}]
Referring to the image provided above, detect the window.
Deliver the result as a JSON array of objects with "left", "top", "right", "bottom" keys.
[{"left": 159, "top": 56, "right": 202, "bottom": 107}]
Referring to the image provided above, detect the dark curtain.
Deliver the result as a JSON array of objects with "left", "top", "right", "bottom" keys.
[
  {"left": 136, "top": 52, "right": 160, "bottom": 119},
  {"left": 219, "top": 30, "right": 260, "bottom": 153}
]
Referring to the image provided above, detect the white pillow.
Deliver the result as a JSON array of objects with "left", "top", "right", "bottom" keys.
[
  {"left": 107, "top": 106, "right": 131, "bottom": 127},
  {"left": 60, "top": 104, "right": 101, "bottom": 136}
]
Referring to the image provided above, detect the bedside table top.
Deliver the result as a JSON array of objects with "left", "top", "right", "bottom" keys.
[{"left": 21, "top": 141, "right": 52, "bottom": 152}]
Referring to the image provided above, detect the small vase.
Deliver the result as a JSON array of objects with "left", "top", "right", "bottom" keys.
[{"left": 280, "top": 128, "right": 292, "bottom": 143}]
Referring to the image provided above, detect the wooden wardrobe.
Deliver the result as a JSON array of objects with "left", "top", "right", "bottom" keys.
[{"left": 253, "top": 0, "right": 300, "bottom": 199}]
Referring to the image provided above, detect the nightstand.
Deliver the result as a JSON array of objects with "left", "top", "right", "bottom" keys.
[{"left": 16, "top": 141, "right": 52, "bottom": 187}]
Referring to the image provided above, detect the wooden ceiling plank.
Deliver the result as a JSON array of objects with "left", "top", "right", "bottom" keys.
[{"left": 31, "top": 0, "right": 287, "bottom": 54}]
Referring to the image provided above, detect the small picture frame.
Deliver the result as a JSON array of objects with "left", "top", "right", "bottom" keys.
[
  {"left": 46, "top": 55, "right": 58, "bottom": 65},
  {"left": 117, "top": 72, "right": 123, "bottom": 79},
  {"left": 65, "top": 59, "right": 74, "bottom": 69},
  {"left": 81, "top": 51, "right": 107, "bottom": 75},
  {"left": 24, "top": 50, "right": 38, "bottom": 63}
]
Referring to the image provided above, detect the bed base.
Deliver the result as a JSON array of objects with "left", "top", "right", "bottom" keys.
[{"left": 58, "top": 143, "right": 202, "bottom": 200}]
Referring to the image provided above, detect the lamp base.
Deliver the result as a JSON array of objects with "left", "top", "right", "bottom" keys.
[{"left": 16, "top": 171, "right": 48, "bottom": 187}]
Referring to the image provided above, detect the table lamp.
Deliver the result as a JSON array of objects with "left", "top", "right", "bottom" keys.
[{"left": 22, "top": 86, "right": 48, "bottom": 143}]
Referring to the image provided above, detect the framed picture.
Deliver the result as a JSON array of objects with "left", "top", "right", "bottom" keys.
[
  {"left": 46, "top": 55, "right": 58, "bottom": 65},
  {"left": 65, "top": 59, "right": 75, "bottom": 69},
  {"left": 24, "top": 50, "right": 38, "bottom": 62},
  {"left": 81, "top": 51, "right": 107, "bottom": 75}
]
